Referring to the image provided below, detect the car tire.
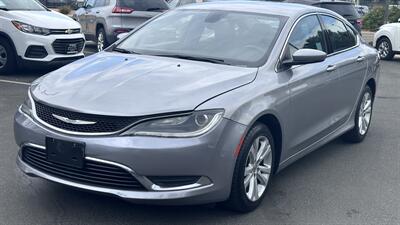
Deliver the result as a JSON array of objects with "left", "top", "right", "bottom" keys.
[
  {"left": 223, "top": 122, "right": 275, "bottom": 212},
  {"left": 96, "top": 27, "right": 108, "bottom": 52},
  {"left": 377, "top": 37, "right": 395, "bottom": 60},
  {"left": 343, "top": 85, "right": 374, "bottom": 143},
  {"left": 0, "top": 37, "right": 16, "bottom": 74}
]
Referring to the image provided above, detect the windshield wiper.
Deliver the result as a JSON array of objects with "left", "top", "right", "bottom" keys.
[
  {"left": 153, "top": 54, "right": 230, "bottom": 65},
  {"left": 113, "top": 48, "right": 140, "bottom": 54},
  {"left": 146, "top": 7, "right": 164, "bottom": 11},
  {"left": 0, "top": 7, "right": 8, "bottom": 11}
]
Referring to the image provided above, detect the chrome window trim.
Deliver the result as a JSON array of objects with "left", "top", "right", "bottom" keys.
[
  {"left": 19, "top": 143, "right": 212, "bottom": 192},
  {"left": 275, "top": 12, "right": 361, "bottom": 73}
]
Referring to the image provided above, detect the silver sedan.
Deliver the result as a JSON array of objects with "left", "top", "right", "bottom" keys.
[{"left": 15, "top": 2, "right": 380, "bottom": 212}]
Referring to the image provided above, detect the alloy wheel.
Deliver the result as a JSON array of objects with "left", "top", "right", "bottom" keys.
[
  {"left": 0, "top": 45, "right": 7, "bottom": 69},
  {"left": 244, "top": 136, "right": 272, "bottom": 202},
  {"left": 358, "top": 92, "right": 372, "bottom": 135},
  {"left": 378, "top": 41, "right": 389, "bottom": 59},
  {"left": 97, "top": 32, "right": 104, "bottom": 52}
]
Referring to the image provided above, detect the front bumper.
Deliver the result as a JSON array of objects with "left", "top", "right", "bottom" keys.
[
  {"left": 14, "top": 32, "right": 85, "bottom": 62},
  {"left": 14, "top": 108, "right": 246, "bottom": 204}
]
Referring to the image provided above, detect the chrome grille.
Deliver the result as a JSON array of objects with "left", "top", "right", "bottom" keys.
[{"left": 34, "top": 101, "right": 140, "bottom": 134}]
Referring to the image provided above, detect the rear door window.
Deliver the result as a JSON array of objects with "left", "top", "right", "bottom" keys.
[
  {"left": 288, "top": 15, "right": 327, "bottom": 55},
  {"left": 94, "top": 0, "right": 105, "bottom": 7},
  {"left": 118, "top": 0, "right": 169, "bottom": 11},
  {"left": 86, "top": 0, "right": 96, "bottom": 8},
  {"left": 320, "top": 15, "right": 357, "bottom": 53}
]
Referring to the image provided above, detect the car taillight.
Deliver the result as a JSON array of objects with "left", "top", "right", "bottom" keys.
[
  {"left": 356, "top": 19, "right": 363, "bottom": 27},
  {"left": 112, "top": 6, "right": 134, "bottom": 14}
]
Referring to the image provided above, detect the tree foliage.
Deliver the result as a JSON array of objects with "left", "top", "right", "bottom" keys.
[{"left": 363, "top": 6, "right": 400, "bottom": 31}]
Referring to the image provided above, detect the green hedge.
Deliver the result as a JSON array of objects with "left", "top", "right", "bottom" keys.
[{"left": 363, "top": 6, "right": 400, "bottom": 31}]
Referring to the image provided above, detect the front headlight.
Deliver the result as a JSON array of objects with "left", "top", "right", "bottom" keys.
[
  {"left": 122, "top": 110, "right": 224, "bottom": 138},
  {"left": 20, "top": 89, "right": 33, "bottom": 116},
  {"left": 12, "top": 21, "right": 50, "bottom": 35}
]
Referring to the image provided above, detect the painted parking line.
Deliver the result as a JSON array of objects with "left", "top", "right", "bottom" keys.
[{"left": 0, "top": 79, "right": 30, "bottom": 86}]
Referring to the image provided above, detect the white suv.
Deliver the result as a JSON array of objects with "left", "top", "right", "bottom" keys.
[{"left": 0, "top": 0, "right": 85, "bottom": 74}]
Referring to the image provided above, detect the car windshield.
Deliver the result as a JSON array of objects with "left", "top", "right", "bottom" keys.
[
  {"left": 320, "top": 3, "right": 359, "bottom": 17},
  {"left": 116, "top": 10, "right": 286, "bottom": 67},
  {"left": 0, "top": 0, "right": 46, "bottom": 11}
]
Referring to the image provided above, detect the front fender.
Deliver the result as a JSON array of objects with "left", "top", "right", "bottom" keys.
[{"left": 374, "top": 27, "right": 395, "bottom": 48}]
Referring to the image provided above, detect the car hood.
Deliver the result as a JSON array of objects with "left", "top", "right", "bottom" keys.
[
  {"left": 32, "top": 52, "right": 258, "bottom": 117},
  {"left": 8, "top": 10, "right": 80, "bottom": 29},
  {"left": 380, "top": 23, "right": 399, "bottom": 29}
]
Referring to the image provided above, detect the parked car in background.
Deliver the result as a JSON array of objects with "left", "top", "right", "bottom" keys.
[
  {"left": 374, "top": 19, "right": 400, "bottom": 60},
  {"left": 285, "top": 0, "right": 362, "bottom": 33},
  {"left": 169, "top": 0, "right": 268, "bottom": 8},
  {"left": 355, "top": 5, "right": 369, "bottom": 16},
  {"left": 74, "top": 0, "right": 169, "bottom": 52},
  {"left": 16, "top": 2, "right": 379, "bottom": 212},
  {"left": 0, "top": 0, "right": 84, "bottom": 74}
]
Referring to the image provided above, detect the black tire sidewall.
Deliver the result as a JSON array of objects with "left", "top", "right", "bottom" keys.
[
  {"left": 0, "top": 37, "right": 16, "bottom": 74},
  {"left": 228, "top": 123, "right": 275, "bottom": 212}
]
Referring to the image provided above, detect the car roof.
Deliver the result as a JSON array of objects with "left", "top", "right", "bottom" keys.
[{"left": 178, "top": 1, "right": 323, "bottom": 17}]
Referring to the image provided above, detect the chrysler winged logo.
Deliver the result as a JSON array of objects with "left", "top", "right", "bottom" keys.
[{"left": 52, "top": 114, "right": 97, "bottom": 125}]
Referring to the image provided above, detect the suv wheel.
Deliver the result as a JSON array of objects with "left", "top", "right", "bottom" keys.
[
  {"left": 0, "top": 37, "right": 16, "bottom": 74},
  {"left": 223, "top": 123, "right": 274, "bottom": 212},
  {"left": 96, "top": 28, "right": 108, "bottom": 52},
  {"left": 377, "top": 37, "right": 395, "bottom": 60}
]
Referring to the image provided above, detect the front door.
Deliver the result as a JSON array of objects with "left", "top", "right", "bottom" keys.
[{"left": 278, "top": 15, "right": 343, "bottom": 157}]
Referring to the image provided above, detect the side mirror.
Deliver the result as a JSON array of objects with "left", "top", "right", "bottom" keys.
[
  {"left": 398, "top": 18, "right": 400, "bottom": 22},
  {"left": 282, "top": 49, "right": 327, "bottom": 67},
  {"left": 117, "top": 32, "right": 129, "bottom": 40}
]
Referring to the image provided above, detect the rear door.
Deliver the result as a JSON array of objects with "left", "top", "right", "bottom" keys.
[
  {"left": 319, "top": 15, "right": 367, "bottom": 125},
  {"left": 80, "top": 0, "right": 96, "bottom": 35},
  {"left": 117, "top": 0, "right": 170, "bottom": 30}
]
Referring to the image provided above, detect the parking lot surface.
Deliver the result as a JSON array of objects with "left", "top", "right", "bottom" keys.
[{"left": 0, "top": 57, "right": 399, "bottom": 225}]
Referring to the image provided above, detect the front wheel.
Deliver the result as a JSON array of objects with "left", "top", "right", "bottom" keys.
[
  {"left": 377, "top": 37, "right": 395, "bottom": 60},
  {"left": 0, "top": 37, "right": 16, "bottom": 74},
  {"left": 96, "top": 28, "right": 108, "bottom": 52},
  {"left": 343, "top": 85, "right": 374, "bottom": 143},
  {"left": 223, "top": 123, "right": 275, "bottom": 212}
]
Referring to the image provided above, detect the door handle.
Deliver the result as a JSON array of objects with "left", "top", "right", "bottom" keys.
[
  {"left": 326, "top": 65, "right": 337, "bottom": 72},
  {"left": 96, "top": 11, "right": 100, "bottom": 14},
  {"left": 356, "top": 56, "right": 365, "bottom": 62}
]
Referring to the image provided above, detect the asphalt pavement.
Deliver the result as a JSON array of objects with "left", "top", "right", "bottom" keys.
[{"left": 0, "top": 56, "right": 399, "bottom": 225}]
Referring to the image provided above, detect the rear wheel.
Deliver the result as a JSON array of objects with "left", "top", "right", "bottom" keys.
[
  {"left": 377, "top": 37, "right": 395, "bottom": 60},
  {"left": 0, "top": 37, "right": 16, "bottom": 74},
  {"left": 343, "top": 85, "right": 374, "bottom": 143},
  {"left": 223, "top": 123, "right": 274, "bottom": 212},
  {"left": 96, "top": 28, "right": 108, "bottom": 52}
]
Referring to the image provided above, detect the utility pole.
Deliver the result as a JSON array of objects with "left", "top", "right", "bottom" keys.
[{"left": 383, "top": 0, "right": 390, "bottom": 24}]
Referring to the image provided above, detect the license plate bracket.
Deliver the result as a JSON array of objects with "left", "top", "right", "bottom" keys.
[
  {"left": 67, "top": 43, "right": 78, "bottom": 54},
  {"left": 46, "top": 137, "right": 85, "bottom": 169}
]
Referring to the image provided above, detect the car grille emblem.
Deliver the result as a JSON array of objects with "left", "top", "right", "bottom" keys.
[
  {"left": 52, "top": 114, "right": 97, "bottom": 125},
  {"left": 65, "top": 29, "right": 73, "bottom": 34}
]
